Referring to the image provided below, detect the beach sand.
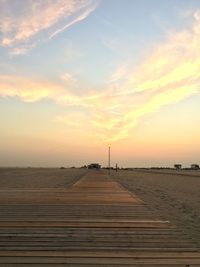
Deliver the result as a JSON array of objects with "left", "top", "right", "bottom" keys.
[{"left": 109, "top": 169, "right": 200, "bottom": 247}]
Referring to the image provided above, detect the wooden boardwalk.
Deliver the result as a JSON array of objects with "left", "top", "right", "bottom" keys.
[{"left": 0, "top": 170, "right": 200, "bottom": 266}]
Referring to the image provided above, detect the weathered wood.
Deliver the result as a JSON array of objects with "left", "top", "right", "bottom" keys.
[{"left": 21, "top": 258, "right": 198, "bottom": 264}]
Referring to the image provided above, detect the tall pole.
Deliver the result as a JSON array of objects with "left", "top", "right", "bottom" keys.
[{"left": 108, "top": 146, "right": 111, "bottom": 175}]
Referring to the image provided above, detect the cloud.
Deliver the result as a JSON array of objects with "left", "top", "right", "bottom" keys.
[
  {"left": 60, "top": 72, "right": 77, "bottom": 84},
  {"left": 0, "top": 0, "right": 98, "bottom": 54},
  {"left": 0, "top": 75, "right": 64, "bottom": 102},
  {"left": 49, "top": 1, "right": 98, "bottom": 39},
  {"left": 108, "top": 64, "right": 129, "bottom": 83},
  {"left": 93, "top": 10, "right": 200, "bottom": 143},
  {"left": 0, "top": 74, "right": 85, "bottom": 105},
  {"left": 9, "top": 47, "right": 32, "bottom": 56},
  {"left": 1, "top": 10, "right": 200, "bottom": 144},
  {"left": 0, "top": 73, "right": 101, "bottom": 107}
]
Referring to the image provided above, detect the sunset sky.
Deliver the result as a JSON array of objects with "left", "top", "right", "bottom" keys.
[{"left": 1, "top": 0, "right": 200, "bottom": 167}]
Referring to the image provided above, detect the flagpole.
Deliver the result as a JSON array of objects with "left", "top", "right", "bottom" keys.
[{"left": 108, "top": 146, "right": 111, "bottom": 175}]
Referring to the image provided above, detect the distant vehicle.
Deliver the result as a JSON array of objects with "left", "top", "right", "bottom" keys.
[
  {"left": 88, "top": 163, "right": 101, "bottom": 169},
  {"left": 191, "top": 164, "right": 199, "bottom": 170},
  {"left": 174, "top": 164, "right": 182, "bottom": 170}
]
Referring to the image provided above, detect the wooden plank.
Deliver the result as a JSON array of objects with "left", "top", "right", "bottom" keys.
[
  {"left": 0, "top": 256, "right": 200, "bottom": 264},
  {"left": 0, "top": 250, "right": 200, "bottom": 257},
  {"left": 1, "top": 264, "right": 198, "bottom": 267}
]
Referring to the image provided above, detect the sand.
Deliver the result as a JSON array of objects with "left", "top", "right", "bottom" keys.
[
  {"left": 109, "top": 169, "right": 200, "bottom": 247},
  {"left": 0, "top": 167, "right": 87, "bottom": 189}
]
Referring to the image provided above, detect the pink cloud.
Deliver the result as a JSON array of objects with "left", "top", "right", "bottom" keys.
[{"left": 0, "top": 0, "right": 98, "bottom": 54}]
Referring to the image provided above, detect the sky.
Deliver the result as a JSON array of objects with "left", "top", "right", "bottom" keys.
[{"left": 1, "top": 0, "right": 200, "bottom": 168}]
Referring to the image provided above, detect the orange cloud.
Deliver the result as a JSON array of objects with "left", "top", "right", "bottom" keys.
[{"left": 0, "top": 75, "right": 76, "bottom": 103}]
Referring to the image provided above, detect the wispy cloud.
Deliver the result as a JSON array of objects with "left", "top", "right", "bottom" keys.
[
  {"left": 1, "top": 10, "right": 200, "bottom": 143},
  {"left": 0, "top": 73, "right": 100, "bottom": 107},
  {"left": 0, "top": 75, "right": 65, "bottom": 102},
  {"left": 93, "top": 10, "right": 200, "bottom": 143},
  {"left": 49, "top": 1, "right": 98, "bottom": 39},
  {"left": 0, "top": 0, "right": 98, "bottom": 54}
]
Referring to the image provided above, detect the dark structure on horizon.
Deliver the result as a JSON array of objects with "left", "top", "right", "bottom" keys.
[
  {"left": 88, "top": 163, "right": 101, "bottom": 169},
  {"left": 174, "top": 164, "right": 182, "bottom": 170},
  {"left": 191, "top": 164, "right": 200, "bottom": 170}
]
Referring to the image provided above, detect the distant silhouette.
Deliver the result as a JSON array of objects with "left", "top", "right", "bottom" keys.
[
  {"left": 174, "top": 164, "right": 182, "bottom": 170},
  {"left": 87, "top": 163, "right": 101, "bottom": 169}
]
